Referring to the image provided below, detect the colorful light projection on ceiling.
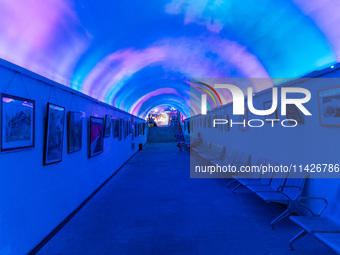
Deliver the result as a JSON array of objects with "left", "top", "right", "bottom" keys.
[{"left": 0, "top": 0, "right": 339, "bottom": 118}]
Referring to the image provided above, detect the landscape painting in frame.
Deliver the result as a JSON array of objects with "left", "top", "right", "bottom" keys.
[
  {"left": 318, "top": 85, "right": 340, "bottom": 126},
  {"left": 104, "top": 115, "right": 112, "bottom": 138},
  {"left": 89, "top": 116, "right": 104, "bottom": 157},
  {"left": 1, "top": 94, "right": 35, "bottom": 152},
  {"left": 68, "top": 111, "right": 83, "bottom": 153},
  {"left": 44, "top": 103, "right": 65, "bottom": 165}
]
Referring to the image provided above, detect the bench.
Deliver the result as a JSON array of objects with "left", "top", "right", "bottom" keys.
[{"left": 289, "top": 189, "right": 339, "bottom": 253}]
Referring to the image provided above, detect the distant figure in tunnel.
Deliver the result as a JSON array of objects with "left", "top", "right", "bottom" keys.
[{"left": 176, "top": 128, "right": 185, "bottom": 152}]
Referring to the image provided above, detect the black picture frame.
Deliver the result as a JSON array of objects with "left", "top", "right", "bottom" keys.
[
  {"left": 263, "top": 101, "right": 278, "bottom": 121},
  {"left": 118, "top": 118, "right": 123, "bottom": 141},
  {"left": 1, "top": 93, "right": 35, "bottom": 152},
  {"left": 89, "top": 116, "right": 104, "bottom": 157},
  {"left": 318, "top": 85, "right": 340, "bottom": 126},
  {"left": 67, "top": 111, "right": 83, "bottom": 153},
  {"left": 239, "top": 107, "right": 249, "bottom": 131},
  {"left": 286, "top": 105, "right": 304, "bottom": 124},
  {"left": 223, "top": 114, "right": 230, "bottom": 131},
  {"left": 104, "top": 115, "right": 112, "bottom": 138},
  {"left": 44, "top": 103, "right": 65, "bottom": 165},
  {"left": 113, "top": 119, "right": 119, "bottom": 138}
]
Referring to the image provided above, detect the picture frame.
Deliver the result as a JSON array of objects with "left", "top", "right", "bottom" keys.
[
  {"left": 223, "top": 114, "right": 230, "bottom": 131},
  {"left": 67, "top": 111, "right": 83, "bottom": 153},
  {"left": 113, "top": 119, "right": 119, "bottom": 138},
  {"left": 263, "top": 101, "right": 278, "bottom": 121},
  {"left": 44, "top": 103, "right": 65, "bottom": 165},
  {"left": 318, "top": 85, "right": 340, "bottom": 126},
  {"left": 89, "top": 116, "right": 104, "bottom": 157},
  {"left": 103, "top": 115, "right": 112, "bottom": 138},
  {"left": 218, "top": 115, "right": 223, "bottom": 131},
  {"left": 286, "top": 105, "right": 304, "bottom": 124},
  {"left": 118, "top": 118, "right": 123, "bottom": 141},
  {"left": 135, "top": 121, "right": 138, "bottom": 137},
  {"left": 239, "top": 107, "right": 249, "bottom": 131},
  {"left": 1, "top": 93, "right": 35, "bottom": 152},
  {"left": 213, "top": 114, "right": 218, "bottom": 128}
]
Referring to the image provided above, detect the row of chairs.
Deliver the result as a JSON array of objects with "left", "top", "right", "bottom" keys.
[{"left": 193, "top": 140, "right": 339, "bottom": 253}]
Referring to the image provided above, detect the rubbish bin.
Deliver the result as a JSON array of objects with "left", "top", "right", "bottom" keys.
[{"left": 139, "top": 143, "right": 143, "bottom": 151}]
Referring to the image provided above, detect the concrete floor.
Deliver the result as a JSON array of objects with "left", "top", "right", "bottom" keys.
[{"left": 37, "top": 143, "right": 334, "bottom": 255}]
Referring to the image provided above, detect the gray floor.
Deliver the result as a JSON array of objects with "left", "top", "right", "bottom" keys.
[{"left": 37, "top": 143, "right": 334, "bottom": 255}]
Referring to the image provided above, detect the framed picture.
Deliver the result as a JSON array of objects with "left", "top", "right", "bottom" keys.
[
  {"left": 318, "top": 85, "right": 340, "bottom": 126},
  {"left": 1, "top": 94, "right": 35, "bottom": 152},
  {"left": 263, "top": 101, "right": 278, "bottom": 121},
  {"left": 68, "top": 111, "right": 82, "bottom": 153},
  {"left": 89, "top": 116, "right": 104, "bottom": 157},
  {"left": 218, "top": 115, "right": 223, "bottom": 131},
  {"left": 112, "top": 119, "right": 119, "bottom": 138},
  {"left": 44, "top": 103, "right": 65, "bottom": 165},
  {"left": 286, "top": 105, "right": 304, "bottom": 124},
  {"left": 239, "top": 107, "right": 249, "bottom": 131},
  {"left": 104, "top": 115, "right": 112, "bottom": 138},
  {"left": 223, "top": 114, "right": 230, "bottom": 131},
  {"left": 213, "top": 114, "right": 218, "bottom": 128}
]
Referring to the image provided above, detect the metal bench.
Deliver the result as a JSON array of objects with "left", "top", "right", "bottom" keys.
[
  {"left": 255, "top": 171, "right": 307, "bottom": 229},
  {"left": 289, "top": 189, "right": 339, "bottom": 252},
  {"left": 231, "top": 160, "right": 276, "bottom": 193}
]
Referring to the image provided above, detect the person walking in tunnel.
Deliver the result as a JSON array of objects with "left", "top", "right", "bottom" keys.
[{"left": 176, "top": 128, "right": 185, "bottom": 152}]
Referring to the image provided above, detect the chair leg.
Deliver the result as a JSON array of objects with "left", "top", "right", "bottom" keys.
[
  {"left": 289, "top": 230, "right": 307, "bottom": 250},
  {"left": 227, "top": 179, "right": 236, "bottom": 188},
  {"left": 270, "top": 209, "right": 291, "bottom": 229},
  {"left": 232, "top": 184, "right": 241, "bottom": 194}
]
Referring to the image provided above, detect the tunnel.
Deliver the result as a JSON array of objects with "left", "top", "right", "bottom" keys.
[{"left": 1, "top": 1, "right": 340, "bottom": 254}]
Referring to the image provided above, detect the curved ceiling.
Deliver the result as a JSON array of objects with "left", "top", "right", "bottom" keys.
[{"left": 0, "top": 0, "right": 339, "bottom": 118}]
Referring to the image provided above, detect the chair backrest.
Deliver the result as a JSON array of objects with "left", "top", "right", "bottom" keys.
[
  {"left": 282, "top": 171, "right": 307, "bottom": 200},
  {"left": 269, "top": 163, "right": 289, "bottom": 190},
  {"left": 326, "top": 187, "right": 340, "bottom": 222},
  {"left": 259, "top": 160, "right": 276, "bottom": 185}
]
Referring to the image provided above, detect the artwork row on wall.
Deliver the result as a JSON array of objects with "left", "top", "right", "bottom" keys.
[{"left": 0, "top": 93, "right": 146, "bottom": 165}]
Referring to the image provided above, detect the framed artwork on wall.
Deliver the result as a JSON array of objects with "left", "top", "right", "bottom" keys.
[
  {"left": 44, "top": 103, "right": 65, "bottom": 165},
  {"left": 286, "top": 105, "right": 304, "bottom": 124},
  {"left": 89, "top": 116, "right": 104, "bottom": 157},
  {"left": 113, "top": 119, "right": 119, "bottom": 138},
  {"left": 135, "top": 122, "right": 138, "bottom": 137},
  {"left": 1, "top": 94, "right": 35, "bottom": 152},
  {"left": 118, "top": 118, "right": 123, "bottom": 141},
  {"left": 218, "top": 115, "right": 223, "bottom": 131},
  {"left": 68, "top": 111, "right": 82, "bottom": 153},
  {"left": 103, "top": 115, "right": 112, "bottom": 138},
  {"left": 239, "top": 107, "right": 249, "bottom": 131},
  {"left": 223, "top": 114, "right": 230, "bottom": 131},
  {"left": 207, "top": 115, "right": 212, "bottom": 128},
  {"left": 318, "top": 85, "right": 340, "bottom": 126},
  {"left": 263, "top": 101, "right": 278, "bottom": 121},
  {"left": 213, "top": 114, "right": 218, "bottom": 128}
]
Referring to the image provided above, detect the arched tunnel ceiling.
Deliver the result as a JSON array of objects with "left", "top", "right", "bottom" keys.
[{"left": 0, "top": 0, "right": 339, "bottom": 118}]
